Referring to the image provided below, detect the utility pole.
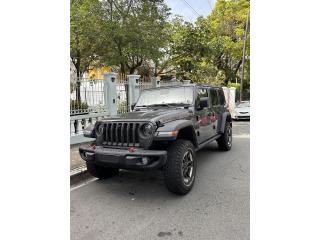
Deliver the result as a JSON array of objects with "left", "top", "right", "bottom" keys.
[{"left": 240, "top": 11, "right": 250, "bottom": 102}]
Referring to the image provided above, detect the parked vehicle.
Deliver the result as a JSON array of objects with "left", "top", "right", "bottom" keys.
[
  {"left": 79, "top": 84, "right": 232, "bottom": 195},
  {"left": 233, "top": 101, "right": 250, "bottom": 120}
]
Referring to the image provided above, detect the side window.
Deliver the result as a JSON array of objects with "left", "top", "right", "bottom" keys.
[
  {"left": 196, "top": 88, "right": 209, "bottom": 109},
  {"left": 218, "top": 89, "right": 226, "bottom": 105},
  {"left": 210, "top": 89, "right": 219, "bottom": 106},
  {"left": 197, "top": 88, "right": 208, "bottom": 100}
]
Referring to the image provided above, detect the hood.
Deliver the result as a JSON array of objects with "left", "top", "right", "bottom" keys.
[
  {"left": 235, "top": 106, "right": 250, "bottom": 113},
  {"left": 103, "top": 107, "right": 193, "bottom": 124}
]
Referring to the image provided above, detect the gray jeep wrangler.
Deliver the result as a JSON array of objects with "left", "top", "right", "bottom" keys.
[{"left": 79, "top": 84, "right": 232, "bottom": 195}]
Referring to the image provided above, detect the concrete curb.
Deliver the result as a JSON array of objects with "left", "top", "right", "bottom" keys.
[{"left": 70, "top": 166, "right": 91, "bottom": 185}]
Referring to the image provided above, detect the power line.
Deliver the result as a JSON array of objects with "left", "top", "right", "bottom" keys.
[
  {"left": 181, "top": 0, "right": 201, "bottom": 17},
  {"left": 206, "top": 0, "right": 213, "bottom": 10}
]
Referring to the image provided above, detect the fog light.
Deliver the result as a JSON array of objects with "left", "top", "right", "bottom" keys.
[
  {"left": 142, "top": 157, "right": 149, "bottom": 165},
  {"left": 84, "top": 152, "right": 94, "bottom": 158}
]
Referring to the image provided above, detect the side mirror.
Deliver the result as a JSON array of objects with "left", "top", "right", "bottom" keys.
[
  {"left": 83, "top": 124, "right": 95, "bottom": 138},
  {"left": 131, "top": 103, "right": 136, "bottom": 111}
]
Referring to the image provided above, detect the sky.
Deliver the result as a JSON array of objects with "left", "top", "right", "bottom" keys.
[{"left": 165, "top": 0, "right": 216, "bottom": 22}]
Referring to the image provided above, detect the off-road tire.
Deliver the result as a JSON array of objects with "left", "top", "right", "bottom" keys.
[
  {"left": 217, "top": 121, "right": 232, "bottom": 151},
  {"left": 163, "top": 139, "right": 196, "bottom": 195},
  {"left": 86, "top": 161, "right": 119, "bottom": 179}
]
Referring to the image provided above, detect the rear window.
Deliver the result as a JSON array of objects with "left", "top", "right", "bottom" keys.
[
  {"left": 218, "top": 90, "right": 226, "bottom": 105},
  {"left": 210, "top": 89, "right": 219, "bottom": 106},
  {"left": 197, "top": 88, "right": 208, "bottom": 99}
]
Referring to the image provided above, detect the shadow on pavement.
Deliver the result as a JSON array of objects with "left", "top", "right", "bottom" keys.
[{"left": 73, "top": 141, "right": 222, "bottom": 201}]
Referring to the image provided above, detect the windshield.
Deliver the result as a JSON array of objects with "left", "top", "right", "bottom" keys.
[
  {"left": 135, "top": 86, "right": 194, "bottom": 107},
  {"left": 237, "top": 102, "right": 250, "bottom": 108}
]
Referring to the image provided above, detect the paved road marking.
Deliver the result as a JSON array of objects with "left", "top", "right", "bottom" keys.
[
  {"left": 71, "top": 178, "right": 97, "bottom": 191},
  {"left": 233, "top": 134, "right": 250, "bottom": 138},
  {"left": 233, "top": 123, "right": 250, "bottom": 126}
]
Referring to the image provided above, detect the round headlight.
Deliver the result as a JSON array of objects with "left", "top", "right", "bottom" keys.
[
  {"left": 142, "top": 123, "right": 154, "bottom": 136},
  {"left": 139, "top": 123, "right": 155, "bottom": 149}
]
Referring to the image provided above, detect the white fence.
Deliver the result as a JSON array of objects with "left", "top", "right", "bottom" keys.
[
  {"left": 70, "top": 73, "right": 181, "bottom": 140},
  {"left": 70, "top": 74, "right": 236, "bottom": 143}
]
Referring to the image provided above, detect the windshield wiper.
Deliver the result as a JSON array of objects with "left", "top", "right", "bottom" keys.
[
  {"left": 149, "top": 103, "right": 172, "bottom": 107},
  {"left": 167, "top": 102, "right": 191, "bottom": 106},
  {"left": 135, "top": 105, "right": 148, "bottom": 108},
  {"left": 135, "top": 104, "right": 169, "bottom": 108},
  {"left": 136, "top": 103, "right": 191, "bottom": 108}
]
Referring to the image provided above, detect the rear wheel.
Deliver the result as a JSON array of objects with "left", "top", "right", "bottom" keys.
[
  {"left": 217, "top": 121, "right": 232, "bottom": 151},
  {"left": 163, "top": 140, "right": 196, "bottom": 195},
  {"left": 86, "top": 161, "right": 119, "bottom": 179}
]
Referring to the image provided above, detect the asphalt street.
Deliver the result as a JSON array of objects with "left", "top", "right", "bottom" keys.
[{"left": 71, "top": 121, "right": 250, "bottom": 240}]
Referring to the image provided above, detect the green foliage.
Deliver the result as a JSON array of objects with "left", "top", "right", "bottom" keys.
[
  {"left": 70, "top": 0, "right": 104, "bottom": 77},
  {"left": 70, "top": 100, "right": 89, "bottom": 110},
  {"left": 70, "top": 0, "right": 170, "bottom": 76},
  {"left": 117, "top": 100, "right": 128, "bottom": 113},
  {"left": 99, "top": 0, "right": 171, "bottom": 74},
  {"left": 208, "top": 0, "right": 250, "bottom": 84},
  {"left": 70, "top": 0, "right": 250, "bottom": 95},
  {"left": 163, "top": 17, "right": 215, "bottom": 83},
  {"left": 167, "top": 0, "right": 250, "bottom": 88}
]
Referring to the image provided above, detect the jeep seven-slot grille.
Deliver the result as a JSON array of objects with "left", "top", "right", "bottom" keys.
[{"left": 101, "top": 122, "right": 141, "bottom": 147}]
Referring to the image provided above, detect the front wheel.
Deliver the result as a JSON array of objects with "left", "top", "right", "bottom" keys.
[
  {"left": 217, "top": 121, "right": 232, "bottom": 151},
  {"left": 163, "top": 139, "right": 196, "bottom": 195},
  {"left": 86, "top": 161, "right": 119, "bottom": 179}
]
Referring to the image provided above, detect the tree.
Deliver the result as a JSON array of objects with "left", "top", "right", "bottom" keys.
[
  {"left": 99, "top": 0, "right": 171, "bottom": 74},
  {"left": 166, "top": 0, "right": 250, "bottom": 87},
  {"left": 208, "top": 0, "right": 250, "bottom": 85},
  {"left": 164, "top": 17, "right": 220, "bottom": 84},
  {"left": 70, "top": 0, "right": 105, "bottom": 100},
  {"left": 152, "top": 16, "right": 192, "bottom": 78},
  {"left": 70, "top": 0, "right": 250, "bottom": 94}
]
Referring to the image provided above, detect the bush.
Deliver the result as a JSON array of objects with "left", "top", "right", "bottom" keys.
[
  {"left": 70, "top": 100, "right": 89, "bottom": 110},
  {"left": 117, "top": 100, "right": 128, "bottom": 113}
]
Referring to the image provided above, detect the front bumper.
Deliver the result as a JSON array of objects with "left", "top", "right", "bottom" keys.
[
  {"left": 79, "top": 146, "right": 167, "bottom": 171},
  {"left": 233, "top": 114, "right": 250, "bottom": 120}
]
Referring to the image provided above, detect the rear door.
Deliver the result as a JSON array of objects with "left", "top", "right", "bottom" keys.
[
  {"left": 195, "top": 87, "right": 214, "bottom": 143},
  {"left": 216, "top": 88, "right": 227, "bottom": 131},
  {"left": 209, "top": 88, "right": 220, "bottom": 135}
]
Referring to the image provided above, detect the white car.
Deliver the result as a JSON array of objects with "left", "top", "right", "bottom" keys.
[{"left": 233, "top": 101, "right": 250, "bottom": 120}]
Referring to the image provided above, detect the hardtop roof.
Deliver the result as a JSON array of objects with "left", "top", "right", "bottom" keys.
[{"left": 141, "top": 83, "right": 222, "bottom": 91}]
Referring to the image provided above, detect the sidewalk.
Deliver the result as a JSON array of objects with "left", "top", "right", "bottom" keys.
[
  {"left": 70, "top": 135, "right": 94, "bottom": 177},
  {"left": 70, "top": 144, "right": 87, "bottom": 174}
]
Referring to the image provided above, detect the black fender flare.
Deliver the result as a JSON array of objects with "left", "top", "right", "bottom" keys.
[
  {"left": 219, "top": 112, "right": 232, "bottom": 133},
  {"left": 156, "top": 119, "right": 194, "bottom": 132},
  {"left": 155, "top": 119, "right": 198, "bottom": 147}
]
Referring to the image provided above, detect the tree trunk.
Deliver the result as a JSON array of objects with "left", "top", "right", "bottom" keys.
[
  {"left": 240, "top": 11, "right": 250, "bottom": 102},
  {"left": 129, "top": 67, "right": 135, "bottom": 74},
  {"left": 120, "top": 62, "right": 126, "bottom": 74},
  {"left": 75, "top": 60, "right": 81, "bottom": 102}
]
